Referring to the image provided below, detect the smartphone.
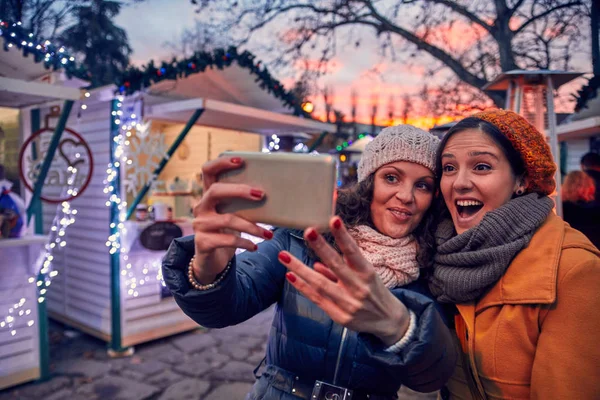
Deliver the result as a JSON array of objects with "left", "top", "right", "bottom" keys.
[{"left": 216, "top": 151, "right": 337, "bottom": 230}]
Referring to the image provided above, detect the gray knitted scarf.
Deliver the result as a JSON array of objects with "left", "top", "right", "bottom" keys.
[{"left": 429, "top": 193, "right": 554, "bottom": 303}]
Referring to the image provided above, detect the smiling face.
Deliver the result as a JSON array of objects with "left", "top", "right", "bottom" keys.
[
  {"left": 370, "top": 161, "right": 435, "bottom": 239},
  {"left": 440, "top": 128, "right": 525, "bottom": 234}
]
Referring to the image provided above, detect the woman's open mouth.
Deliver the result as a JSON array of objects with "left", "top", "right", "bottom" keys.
[
  {"left": 389, "top": 208, "right": 413, "bottom": 222},
  {"left": 455, "top": 199, "right": 484, "bottom": 219}
]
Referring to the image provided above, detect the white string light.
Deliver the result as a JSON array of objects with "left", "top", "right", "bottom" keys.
[
  {"left": 105, "top": 96, "right": 129, "bottom": 259},
  {"left": 268, "top": 134, "right": 280, "bottom": 151},
  {"left": 2, "top": 93, "right": 92, "bottom": 337},
  {"left": 0, "top": 20, "right": 78, "bottom": 70},
  {"left": 1, "top": 167, "right": 79, "bottom": 336},
  {"left": 105, "top": 97, "right": 157, "bottom": 298}
]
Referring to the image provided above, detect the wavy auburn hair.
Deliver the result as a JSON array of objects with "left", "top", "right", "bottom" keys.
[{"left": 562, "top": 171, "right": 596, "bottom": 203}]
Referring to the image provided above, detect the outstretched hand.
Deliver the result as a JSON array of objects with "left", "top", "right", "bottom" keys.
[
  {"left": 278, "top": 217, "right": 410, "bottom": 346},
  {"left": 191, "top": 156, "right": 273, "bottom": 285}
]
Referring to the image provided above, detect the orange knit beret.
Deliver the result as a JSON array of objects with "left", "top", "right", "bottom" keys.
[{"left": 472, "top": 109, "right": 556, "bottom": 196}]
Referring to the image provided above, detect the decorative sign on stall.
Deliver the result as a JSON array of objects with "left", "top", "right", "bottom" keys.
[
  {"left": 18, "top": 125, "right": 94, "bottom": 203},
  {"left": 122, "top": 121, "right": 168, "bottom": 196}
]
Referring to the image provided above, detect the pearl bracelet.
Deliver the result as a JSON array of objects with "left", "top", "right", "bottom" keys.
[
  {"left": 384, "top": 310, "right": 417, "bottom": 353},
  {"left": 187, "top": 255, "right": 232, "bottom": 291}
]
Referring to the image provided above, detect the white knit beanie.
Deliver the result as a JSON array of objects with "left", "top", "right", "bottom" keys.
[{"left": 357, "top": 125, "right": 440, "bottom": 182}]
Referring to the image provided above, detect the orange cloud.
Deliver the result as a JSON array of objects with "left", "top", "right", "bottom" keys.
[
  {"left": 417, "top": 19, "right": 489, "bottom": 54},
  {"left": 310, "top": 111, "right": 457, "bottom": 130}
]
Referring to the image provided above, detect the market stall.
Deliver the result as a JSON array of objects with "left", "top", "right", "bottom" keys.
[
  {"left": 555, "top": 92, "right": 600, "bottom": 173},
  {"left": 0, "top": 21, "right": 86, "bottom": 389},
  {"left": 35, "top": 47, "right": 336, "bottom": 354},
  {"left": 0, "top": 236, "right": 46, "bottom": 390}
]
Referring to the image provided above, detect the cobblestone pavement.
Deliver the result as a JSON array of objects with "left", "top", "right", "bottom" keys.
[{"left": 0, "top": 308, "right": 437, "bottom": 400}]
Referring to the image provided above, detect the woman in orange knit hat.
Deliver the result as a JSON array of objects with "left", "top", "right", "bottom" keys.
[{"left": 431, "top": 110, "right": 600, "bottom": 399}]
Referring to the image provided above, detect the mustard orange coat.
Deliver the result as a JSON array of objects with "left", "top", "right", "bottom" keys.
[{"left": 443, "top": 213, "right": 600, "bottom": 399}]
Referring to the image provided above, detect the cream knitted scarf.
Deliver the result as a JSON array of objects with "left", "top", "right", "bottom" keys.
[{"left": 349, "top": 225, "right": 419, "bottom": 289}]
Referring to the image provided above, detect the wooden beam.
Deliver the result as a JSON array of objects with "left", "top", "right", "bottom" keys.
[
  {"left": 0, "top": 76, "right": 81, "bottom": 102},
  {"left": 146, "top": 98, "right": 336, "bottom": 134},
  {"left": 146, "top": 98, "right": 204, "bottom": 115},
  {"left": 124, "top": 108, "right": 205, "bottom": 220},
  {"left": 26, "top": 101, "right": 74, "bottom": 223},
  {"left": 554, "top": 116, "right": 600, "bottom": 140},
  {"left": 207, "top": 99, "right": 337, "bottom": 133}
]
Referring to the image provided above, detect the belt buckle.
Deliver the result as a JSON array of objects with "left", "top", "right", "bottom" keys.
[{"left": 311, "top": 380, "right": 353, "bottom": 400}]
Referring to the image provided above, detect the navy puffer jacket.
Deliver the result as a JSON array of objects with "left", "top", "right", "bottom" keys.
[{"left": 162, "top": 229, "right": 457, "bottom": 399}]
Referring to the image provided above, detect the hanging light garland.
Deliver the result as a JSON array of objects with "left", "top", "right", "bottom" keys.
[
  {"left": 0, "top": 20, "right": 88, "bottom": 81},
  {"left": 1, "top": 88, "right": 93, "bottom": 337},
  {"left": 105, "top": 96, "right": 132, "bottom": 293},
  {"left": 1, "top": 167, "right": 79, "bottom": 336},
  {"left": 105, "top": 98, "right": 168, "bottom": 298},
  {"left": 268, "top": 134, "right": 280, "bottom": 151},
  {"left": 115, "top": 46, "right": 310, "bottom": 118}
]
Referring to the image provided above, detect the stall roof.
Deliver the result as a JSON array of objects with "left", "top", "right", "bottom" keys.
[
  {"left": 570, "top": 92, "right": 600, "bottom": 122},
  {"left": 555, "top": 116, "right": 600, "bottom": 141},
  {"left": 0, "top": 41, "right": 54, "bottom": 81},
  {"left": 0, "top": 75, "right": 81, "bottom": 107},
  {"left": 117, "top": 47, "right": 311, "bottom": 118},
  {"left": 483, "top": 70, "right": 583, "bottom": 91},
  {"left": 147, "top": 63, "right": 291, "bottom": 114},
  {"left": 145, "top": 97, "right": 336, "bottom": 135},
  {"left": 0, "top": 22, "right": 86, "bottom": 108},
  {"left": 344, "top": 135, "right": 374, "bottom": 153}
]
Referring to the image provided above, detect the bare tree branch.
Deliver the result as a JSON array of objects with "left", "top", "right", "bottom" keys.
[
  {"left": 189, "top": 0, "right": 590, "bottom": 108},
  {"left": 514, "top": 1, "right": 584, "bottom": 34},
  {"left": 360, "top": 1, "right": 488, "bottom": 89},
  {"left": 510, "top": 0, "right": 528, "bottom": 13},
  {"left": 427, "top": 0, "right": 493, "bottom": 33}
]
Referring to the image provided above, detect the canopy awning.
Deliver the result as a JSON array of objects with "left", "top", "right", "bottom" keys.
[
  {"left": 344, "top": 135, "right": 374, "bottom": 153},
  {"left": 144, "top": 97, "right": 336, "bottom": 135},
  {"left": 483, "top": 69, "right": 584, "bottom": 91},
  {"left": 0, "top": 75, "right": 81, "bottom": 108},
  {"left": 147, "top": 63, "right": 292, "bottom": 114},
  {"left": 0, "top": 43, "right": 52, "bottom": 81},
  {"left": 0, "top": 43, "right": 85, "bottom": 108},
  {"left": 555, "top": 116, "right": 600, "bottom": 141}
]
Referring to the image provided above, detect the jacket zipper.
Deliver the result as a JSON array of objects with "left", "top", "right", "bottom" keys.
[{"left": 333, "top": 327, "right": 348, "bottom": 385}]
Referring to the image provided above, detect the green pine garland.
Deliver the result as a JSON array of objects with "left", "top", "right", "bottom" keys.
[
  {"left": 115, "top": 46, "right": 311, "bottom": 117},
  {"left": 1, "top": 20, "right": 311, "bottom": 118},
  {"left": 0, "top": 20, "right": 89, "bottom": 82}
]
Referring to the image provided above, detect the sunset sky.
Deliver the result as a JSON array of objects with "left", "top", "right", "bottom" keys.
[{"left": 117, "top": 0, "right": 591, "bottom": 129}]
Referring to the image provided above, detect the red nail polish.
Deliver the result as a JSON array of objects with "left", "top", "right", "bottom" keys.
[
  {"left": 279, "top": 252, "right": 291, "bottom": 263},
  {"left": 307, "top": 230, "right": 318, "bottom": 241},
  {"left": 333, "top": 218, "right": 342, "bottom": 230},
  {"left": 264, "top": 230, "right": 274, "bottom": 239},
  {"left": 253, "top": 244, "right": 258, "bottom": 251},
  {"left": 250, "top": 189, "right": 263, "bottom": 198},
  {"left": 286, "top": 272, "right": 296, "bottom": 283},
  {"left": 231, "top": 157, "right": 242, "bottom": 164}
]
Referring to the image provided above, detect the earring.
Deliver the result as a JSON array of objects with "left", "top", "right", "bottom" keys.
[{"left": 516, "top": 188, "right": 524, "bottom": 196}]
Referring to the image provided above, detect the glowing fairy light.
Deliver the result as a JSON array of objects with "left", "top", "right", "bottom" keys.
[{"left": 1, "top": 166, "right": 79, "bottom": 336}]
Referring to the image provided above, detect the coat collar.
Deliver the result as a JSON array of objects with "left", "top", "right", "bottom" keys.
[{"left": 472, "top": 213, "right": 574, "bottom": 313}]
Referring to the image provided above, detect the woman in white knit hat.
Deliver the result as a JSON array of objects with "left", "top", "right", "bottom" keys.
[{"left": 163, "top": 125, "right": 456, "bottom": 400}]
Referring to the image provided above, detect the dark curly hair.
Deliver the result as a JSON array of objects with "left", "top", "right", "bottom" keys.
[{"left": 313, "top": 173, "right": 436, "bottom": 271}]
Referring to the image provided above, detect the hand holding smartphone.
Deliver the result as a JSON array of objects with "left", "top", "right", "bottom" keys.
[
  {"left": 217, "top": 151, "right": 337, "bottom": 230},
  {"left": 191, "top": 152, "right": 337, "bottom": 285}
]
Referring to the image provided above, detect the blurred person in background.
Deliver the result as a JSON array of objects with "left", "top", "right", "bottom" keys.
[
  {"left": 562, "top": 170, "right": 600, "bottom": 247},
  {"left": 581, "top": 152, "right": 600, "bottom": 205}
]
